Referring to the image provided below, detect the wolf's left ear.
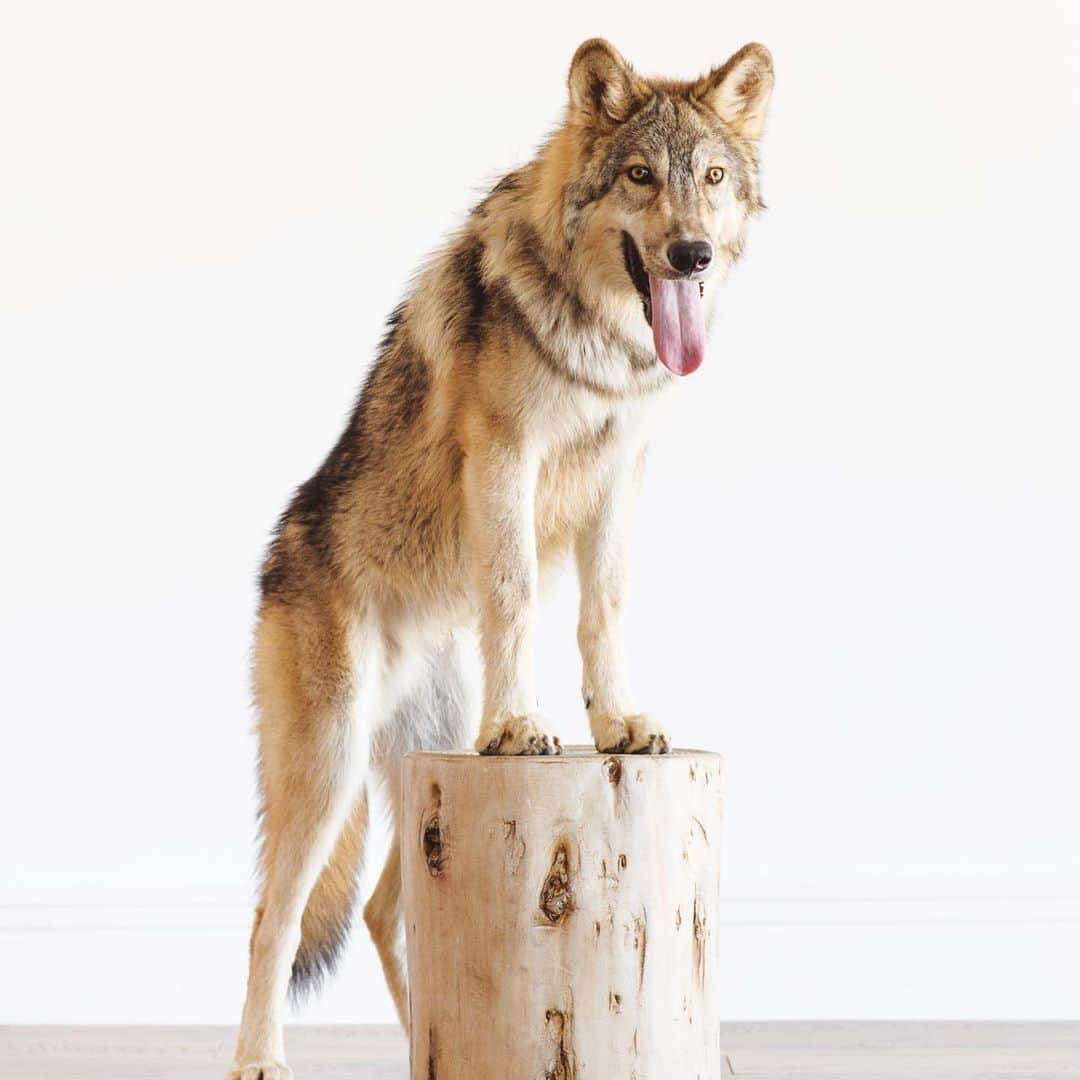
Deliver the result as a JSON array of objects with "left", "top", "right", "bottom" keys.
[
  {"left": 694, "top": 43, "right": 774, "bottom": 142},
  {"left": 568, "top": 39, "right": 648, "bottom": 129}
]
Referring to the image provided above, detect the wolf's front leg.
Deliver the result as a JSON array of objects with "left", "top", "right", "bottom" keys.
[
  {"left": 465, "top": 437, "right": 560, "bottom": 755},
  {"left": 577, "top": 460, "right": 670, "bottom": 754}
]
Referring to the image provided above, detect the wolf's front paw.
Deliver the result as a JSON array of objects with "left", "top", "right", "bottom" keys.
[
  {"left": 477, "top": 713, "right": 561, "bottom": 756},
  {"left": 227, "top": 1062, "right": 292, "bottom": 1080},
  {"left": 594, "top": 713, "right": 670, "bottom": 755}
]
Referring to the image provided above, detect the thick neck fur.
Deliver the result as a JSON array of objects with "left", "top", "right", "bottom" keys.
[{"left": 457, "top": 128, "right": 670, "bottom": 397}]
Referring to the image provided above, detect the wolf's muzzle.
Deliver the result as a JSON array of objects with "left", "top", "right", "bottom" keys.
[{"left": 667, "top": 240, "right": 713, "bottom": 277}]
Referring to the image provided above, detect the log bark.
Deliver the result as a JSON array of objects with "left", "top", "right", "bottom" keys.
[{"left": 402, "top": 747, "right": 725, "bottom": 1079}]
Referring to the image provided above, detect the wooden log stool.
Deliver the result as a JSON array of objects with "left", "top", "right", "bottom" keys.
[{"left": 402, "top": 747, "right": 725, "bottom": 1078}]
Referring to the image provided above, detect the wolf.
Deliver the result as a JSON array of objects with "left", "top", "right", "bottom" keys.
[{"left": 228, "top": 38, "right": 773, "bottom": 1079}]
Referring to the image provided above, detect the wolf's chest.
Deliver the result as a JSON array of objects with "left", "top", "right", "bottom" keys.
[{"left": 531, "top": 409, "right": 640, "bottom": 554}]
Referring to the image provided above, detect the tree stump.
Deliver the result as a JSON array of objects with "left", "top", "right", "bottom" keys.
[{"left": 402, "top": 747, "right": 725, "bottom": 1079}]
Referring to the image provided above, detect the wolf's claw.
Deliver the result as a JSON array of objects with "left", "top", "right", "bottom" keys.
[
  {"left": 476, "top": 713, "right": 560, "bottom": 755},
  {"left": 593, "top": 713, "right": 669, "bottom": 755}
]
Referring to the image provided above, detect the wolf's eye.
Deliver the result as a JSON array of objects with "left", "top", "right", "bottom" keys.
[
  {"left": 627, "top": 165, "right": 653, "bottom": 185},
  {"left": 706, "top": 166, "right": 726, "bottom": 185}
]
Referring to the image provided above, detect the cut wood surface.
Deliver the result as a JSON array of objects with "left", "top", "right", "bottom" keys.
[{"left": 402, "top": 747, "right": 725, "bottom": 1080}]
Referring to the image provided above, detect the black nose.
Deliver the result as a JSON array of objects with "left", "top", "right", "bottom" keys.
[{"left": 667, "top": 240, "right": 713, "bottom": 276}]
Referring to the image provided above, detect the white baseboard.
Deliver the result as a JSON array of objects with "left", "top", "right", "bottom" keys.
[{"left": 3, "top": 892, "right": 1079, "bottom": 1024}]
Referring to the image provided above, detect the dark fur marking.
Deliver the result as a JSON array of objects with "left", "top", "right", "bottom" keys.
[
  {"left": 474, "top": 169, "right": 525, "bottom": 216},
  {"left": 487, "top": 281, "right": 603, "bottom": 394},
  {"left": 288, "top": 879, "right": 358, "bottom": 1001},
  {"left": 492, "top": 171, "right": 522, "bottom": 194},
  {"left": 504, "top": 220, "right": 653, "bottom": 370},
  {"left": 259, "top": 547, "right": 291, "bottom": 598},
  {"left": 489, "top": 276, "right": 661, "bottom": 400},
  {"left": 377, "top": 301, "right": 407, "bottom": 355},
  {"left": 450, "top": 238, "right": 488, "bottom": 347},
  {"left": 260, "top": 328, "right": 431, "bottom": 599},
  {"left": 506, "top": 221, "right": 591, "bottom": 326}
]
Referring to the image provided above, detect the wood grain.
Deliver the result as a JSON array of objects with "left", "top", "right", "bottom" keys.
[{"left": 402, "top": 748, "right": 726, "bottom": 1078}]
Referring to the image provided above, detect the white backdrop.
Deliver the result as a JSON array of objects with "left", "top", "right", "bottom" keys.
[{"left": 2, "top": 0, "right": 1079, "bottom": 1024}]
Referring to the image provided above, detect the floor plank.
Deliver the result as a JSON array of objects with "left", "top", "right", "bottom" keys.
[{"left": 1, "top": 1023, "right": 1077, "bottom": 1079}]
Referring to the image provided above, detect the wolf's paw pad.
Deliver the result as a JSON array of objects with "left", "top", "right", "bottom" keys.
[
  {"left": 478, "top": 713, "right": 561, "bottom": 756},
  {"left": 595, "top": 714, "right": 670, "bottom": 755},
  {"left": 227, "top": 1063, "right": 292, "bottom": 1080}
]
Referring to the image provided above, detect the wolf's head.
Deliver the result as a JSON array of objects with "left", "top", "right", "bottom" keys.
[{"left": 556, "top": 40, "right": 773, "bottom": 376}]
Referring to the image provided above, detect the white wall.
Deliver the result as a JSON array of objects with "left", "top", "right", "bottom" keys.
[{"left": 2, "top": 0, "right": 1079, "bottom": 1023}]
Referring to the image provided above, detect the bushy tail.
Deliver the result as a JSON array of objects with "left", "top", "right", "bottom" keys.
[{"left": 287, "top": 790, "right": 370, "bottom": 999}]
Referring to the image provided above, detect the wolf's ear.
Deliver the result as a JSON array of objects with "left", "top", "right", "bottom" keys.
[
  {"left": 694, "top": 43, "right": 774, "bottom": 142},
  {"left": 568, "top": 39, "right": 647, "bottom": 129}
]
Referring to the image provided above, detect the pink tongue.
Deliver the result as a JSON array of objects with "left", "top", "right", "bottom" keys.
[{"left": 648, "top": 274, "right": 706, "bottom": 376}]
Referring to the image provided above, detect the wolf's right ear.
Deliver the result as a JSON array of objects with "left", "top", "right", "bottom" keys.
[{"left": 568, "top": 39, "right": 647, "bottom": 129}]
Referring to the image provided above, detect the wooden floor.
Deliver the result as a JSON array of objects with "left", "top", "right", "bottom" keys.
[{"left": 1, "top": 1023, "right": 1078, "bottom": 1079}]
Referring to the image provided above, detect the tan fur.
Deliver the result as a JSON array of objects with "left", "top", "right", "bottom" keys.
[{"left": 229, "top": 39, "right": 772, "bottom": 1079}]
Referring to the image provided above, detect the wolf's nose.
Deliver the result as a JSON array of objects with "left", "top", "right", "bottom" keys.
[{"left": 667, "top": 240, "right": 713, "bottom": 276}]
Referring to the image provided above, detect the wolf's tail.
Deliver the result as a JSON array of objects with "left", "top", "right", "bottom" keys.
[{"left": 285, "top": 790, "right": 370, "bottom": 999}]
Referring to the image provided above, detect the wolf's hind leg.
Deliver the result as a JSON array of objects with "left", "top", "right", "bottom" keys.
[
  {"left": 365, "top": 632, "right": 475, "bottom": 1031},
  {"left": 229, "top": 603, "right": 376, "bottom": 1080},
  {"left": 363, "top": 835, "right": 407, "bottom": 1029}
]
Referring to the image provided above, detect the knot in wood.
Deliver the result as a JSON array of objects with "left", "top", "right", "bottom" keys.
[
  {"left": 422, "top": 812, "right": 444, "bottom": 877},
  {"left": 539, "top": 843, "right": 573, "bottom": 924},
  {"left": 543, "top": 1007, "right": 575, "bottom": 1079}
]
